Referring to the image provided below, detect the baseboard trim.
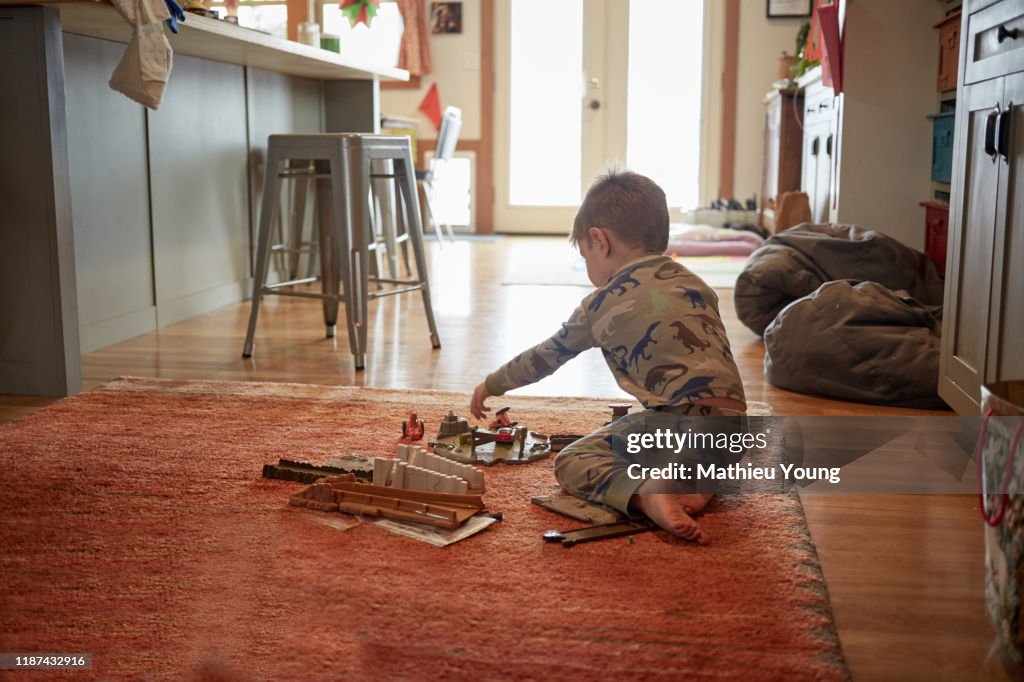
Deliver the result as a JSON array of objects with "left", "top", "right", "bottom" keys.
[
  {"left": 156, "top": 280, "right": 247, "bottom": 328},
  {"left": 79, "top": 307, "right": 158, "bottom": 354}
]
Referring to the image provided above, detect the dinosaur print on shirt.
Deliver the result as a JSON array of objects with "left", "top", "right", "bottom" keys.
[{"left": 484, "top": 255, "right": 745, "bottom": 410}]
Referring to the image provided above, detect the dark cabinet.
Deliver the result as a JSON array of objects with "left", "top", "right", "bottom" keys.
[{"left": 939, "top": 0, "right": 1024, "bottom": 414}]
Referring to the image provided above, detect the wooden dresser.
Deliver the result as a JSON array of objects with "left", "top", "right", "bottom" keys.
[{"left": 759, "top": 89, "right": 804, "bottom": 233}]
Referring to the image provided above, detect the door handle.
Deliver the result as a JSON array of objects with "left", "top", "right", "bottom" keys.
[
  {"left": 811, "top": 137, "right": 819, "bottom": 156},
  {"left": 588, "top": 99, "right": 601, "bottom": 111},
  {"left": 997, "top": 102, "right": 1013, "bottom": 163},
  {"left": 826, "top": 133, "right": 833, "bottom": 157},
  {"left": 985, "top": 104, "right": 1001, "bottom": 162},
  {"left": 997, "top": 24, "right": 1019, "bottom": 43}
]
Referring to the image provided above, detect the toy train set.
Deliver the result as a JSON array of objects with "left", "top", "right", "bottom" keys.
[{"left": 263, "top": 404, "right": 642, "bottom": 543}]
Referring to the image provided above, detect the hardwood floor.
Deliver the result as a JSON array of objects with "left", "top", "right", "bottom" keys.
[{"left": 0, "top": 236, "right": 1010, "bottom": 680}]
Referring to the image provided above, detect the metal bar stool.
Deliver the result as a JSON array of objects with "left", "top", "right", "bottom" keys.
[
  {"left": 242, "top": 134, "right": 441, "bottom": 370},
  {"left": 369, "top": 161, "right": 410, "bottom": 280},
  {"left": 270, "top": 159, "right": 318, "bottom": 281},
  {"left": 276, "top": 161, "right": 403, "bottom": 286}
]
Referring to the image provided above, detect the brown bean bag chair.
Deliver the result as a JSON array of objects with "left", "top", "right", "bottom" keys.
[
  {"left": 763, "top": 280, "right": 946, "bottom": 408},
  {"left": 734, "top": 223, "right": 944, "bottom": 336}
]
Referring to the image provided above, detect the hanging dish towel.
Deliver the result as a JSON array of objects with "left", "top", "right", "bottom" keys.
[{"left": 109, "top": 0, "right": 173, "bottom": 109}]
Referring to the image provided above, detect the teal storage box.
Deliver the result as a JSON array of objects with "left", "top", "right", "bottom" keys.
[{"left": 929, "top": 112, "right": 955, "bottom": 183}]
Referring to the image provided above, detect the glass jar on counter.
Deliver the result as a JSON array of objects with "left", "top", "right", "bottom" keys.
[{"left": 297, "top": 21, "right": 320, "bottom": 48}]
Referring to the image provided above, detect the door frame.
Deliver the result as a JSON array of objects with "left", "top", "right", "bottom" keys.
[
  {"left": 492, "top": 0, "right": 625, "bottom": 233},
  {"left": 491, "top": 0, "right": 724, "bottom": 234}
]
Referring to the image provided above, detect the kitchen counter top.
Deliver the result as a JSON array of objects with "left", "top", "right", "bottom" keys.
[{"left": 0, "top": 0, "right": 409, "bottom": 81}]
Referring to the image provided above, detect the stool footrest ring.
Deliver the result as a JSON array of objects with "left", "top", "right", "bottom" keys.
[{"left": 260, "top": 287, "right": 346, "bottom": 303}]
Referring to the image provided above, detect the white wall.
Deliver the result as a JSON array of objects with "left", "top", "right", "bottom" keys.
[
  {"left": 832, "top": 0, "right": 942, "bottom": 249},
  {"left": 732, "top": 0, "right": 806, "bottom": 203},
  {"left": 380, "top": 0, "right": 482, "bottom": 141}
]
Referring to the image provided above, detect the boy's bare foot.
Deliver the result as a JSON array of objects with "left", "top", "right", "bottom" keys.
[
  {"left": 630, "top": 492, "right": 710, "bottom": 545},
  {"left": 677, "top": 492, "right": 713, "bottom": 516}
]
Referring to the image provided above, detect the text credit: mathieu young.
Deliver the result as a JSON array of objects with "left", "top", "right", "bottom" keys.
[{"left": 625, "top": 428, "right": 841, "bottom": 484}]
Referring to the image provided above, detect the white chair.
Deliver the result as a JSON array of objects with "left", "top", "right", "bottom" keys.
[{"left": 417, "top": 106, "right": 462, "bottom": 242}]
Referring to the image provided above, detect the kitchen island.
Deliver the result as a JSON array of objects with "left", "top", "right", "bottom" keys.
[{"left": 0, "top": 1, "right": 408, "bottom": 396}]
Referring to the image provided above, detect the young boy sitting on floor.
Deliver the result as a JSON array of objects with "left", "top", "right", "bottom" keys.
[{"left": 470, "top": 169, "right": 746, "bottom": 544}]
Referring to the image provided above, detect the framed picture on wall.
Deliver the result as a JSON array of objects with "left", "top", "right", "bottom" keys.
[
  {"left": 430, "top": 2, "right": 462, "bottom": 34},
  {"left": 766, "top": 0, "right": 813, "bottom": 18}
]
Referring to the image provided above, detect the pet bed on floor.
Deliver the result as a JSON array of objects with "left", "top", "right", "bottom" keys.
[
  {"left": 667, "top": 223, "right": 764, "bottom": 258},
  {"left": 764, "top": 280, "right": 946, "bottom": 408},
  {"left": 734, "top": 223, "right": 944, "bottom": 336}
]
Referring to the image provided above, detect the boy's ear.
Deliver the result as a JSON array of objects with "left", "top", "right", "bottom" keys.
[{"left": 587, "top": 226, "right": 610, "bottom": 254}]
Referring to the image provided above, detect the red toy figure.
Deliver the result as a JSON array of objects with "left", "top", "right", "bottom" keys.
[
  {"left": 489, "top": 406, "right": 516, "bottom": 430},
  {"left": 608, "top": 403, "right": 632, "bottom": 422},
  {"left": 495, "top": 426, "right": 516, "bottom": 443},
  {"left": 402, "top": 411, "right": 425, "bottom": 440}
]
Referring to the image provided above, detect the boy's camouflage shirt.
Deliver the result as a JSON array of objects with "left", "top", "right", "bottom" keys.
[{"left": 485, "top": 254, "right": 746, "bottom": 409}]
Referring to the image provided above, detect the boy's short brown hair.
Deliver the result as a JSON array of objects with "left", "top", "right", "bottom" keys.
[{"left": 570, "top": 168, "right": 669, "bottom": 253}]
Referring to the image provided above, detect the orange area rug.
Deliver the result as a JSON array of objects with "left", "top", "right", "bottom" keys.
[{"left": 0, "top": 378, "right": 848, "bottom": 680}]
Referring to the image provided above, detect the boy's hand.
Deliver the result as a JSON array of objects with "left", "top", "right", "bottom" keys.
[{"left": 470, "top": 383, "right": 492, "bottom": 420}]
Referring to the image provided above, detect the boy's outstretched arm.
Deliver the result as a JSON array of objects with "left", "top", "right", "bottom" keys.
[{"left": 469, "top": 305, "right": 595, "bottom": 419}]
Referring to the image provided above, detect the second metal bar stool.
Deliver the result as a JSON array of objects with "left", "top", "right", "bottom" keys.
[{"left": 242, "top": 133, "right": 441, "bottom": 370}]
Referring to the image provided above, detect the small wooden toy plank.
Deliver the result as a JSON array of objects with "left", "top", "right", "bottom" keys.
[
  {"left": 531, "top": 495, "right": 623, "bottom": 525},
  {"left": 543, "top": 519, "right": 655, "bottom": 547}
]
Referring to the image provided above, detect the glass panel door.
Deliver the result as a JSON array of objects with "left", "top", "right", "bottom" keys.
[
  {"left": 508, "top": 0, "right": 584, "bottom": 207},
  {"left": 626, "top": 0, "right": 704, "bottom": 210},
  {"left": 494, "top": 0, "right": 705, "bottom": 233}
]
